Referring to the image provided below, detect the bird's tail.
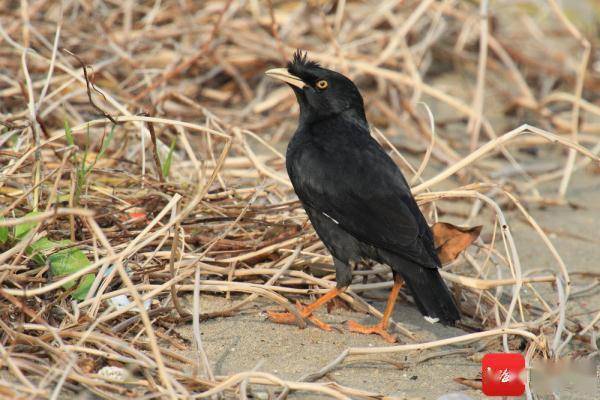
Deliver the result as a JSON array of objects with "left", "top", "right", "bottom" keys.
[{"left": 388, "top": 256, "right": 460, "bottom": 325}]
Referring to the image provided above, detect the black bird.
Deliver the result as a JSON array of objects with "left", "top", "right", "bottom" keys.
[{"left": 265, "top": 51, "right": 460, "bottom": 342}]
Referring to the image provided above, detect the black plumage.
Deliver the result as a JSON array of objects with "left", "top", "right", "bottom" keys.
[{"left": 266, "top": 51, "right": 460, "bottom": 339}]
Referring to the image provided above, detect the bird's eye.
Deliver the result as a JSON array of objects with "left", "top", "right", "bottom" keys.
[{"left": 316, "top": 80, "right": 328, "bottom": 90}]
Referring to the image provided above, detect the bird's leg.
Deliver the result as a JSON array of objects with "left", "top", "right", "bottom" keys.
[
  {"left": 347, "top": 275, "right": 404, "bottom": 343},
  {"left": 267, "top": 287, "right": 342, "bottom": 331}
]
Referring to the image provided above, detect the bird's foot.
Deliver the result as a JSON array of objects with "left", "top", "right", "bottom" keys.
[
  {"left": 346, "top": 319, "right": 397, "bottom": 343},
  {"left": 267, "top": 301, "right": 333, "bottom": 331}
]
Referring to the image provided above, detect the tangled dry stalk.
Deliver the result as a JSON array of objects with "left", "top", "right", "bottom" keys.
[{"left": 1, "top": 1, "right": 600, "bottom": 399}]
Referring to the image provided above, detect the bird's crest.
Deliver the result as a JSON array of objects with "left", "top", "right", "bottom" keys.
[{"left": 287, "top": 50, "right": 320, "bottom": 77}]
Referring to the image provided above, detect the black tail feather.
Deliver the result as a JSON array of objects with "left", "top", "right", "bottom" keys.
[{"left": 389, "top": 257, "right": 460, "bottom": 325}]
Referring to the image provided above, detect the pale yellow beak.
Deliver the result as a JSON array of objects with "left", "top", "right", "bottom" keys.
[{"left": 265, "top": 68, "right": 305, "bottom": 89}]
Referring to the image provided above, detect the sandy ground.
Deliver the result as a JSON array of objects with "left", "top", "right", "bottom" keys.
[{"left": 170, "top": 169, "right": 600, "bottom": 400}]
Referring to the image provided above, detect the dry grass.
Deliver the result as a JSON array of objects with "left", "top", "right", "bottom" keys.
[{"left": 1, "top": 1, "right": 600, "bottom": 399}]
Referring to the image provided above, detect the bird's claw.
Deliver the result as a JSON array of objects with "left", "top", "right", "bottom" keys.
[
  {"left": 306, "top": 315, "right": 333, "bottom": 331},
  {"left": 266, "top": 310, "right": 298, "bottom": 325},
  {"left": 267, "top": 301, "right": 333, "bottom": 331},
  {"left": 346, "top": 319, "right": 397, "bottom": 343}
]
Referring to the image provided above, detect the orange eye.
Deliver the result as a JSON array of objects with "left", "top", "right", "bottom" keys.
[{"left": 316, "top": 80, "right": 328, "bottom": 89}]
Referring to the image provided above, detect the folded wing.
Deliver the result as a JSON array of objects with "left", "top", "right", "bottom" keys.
[{"left": 290, "top": 134, "right": 440, "bottom": 269}]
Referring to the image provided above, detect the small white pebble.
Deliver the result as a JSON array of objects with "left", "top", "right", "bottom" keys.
[{"left": 98, "top": 366, "right": 128, "bottom": 382}]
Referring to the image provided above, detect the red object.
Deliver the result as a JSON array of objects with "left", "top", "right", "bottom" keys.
[
  {"left": 482, "top": 353, "right": 526, "bottom": 396},
  {"left": 128, "top": 212, "right": 147, "bottom": 220}
]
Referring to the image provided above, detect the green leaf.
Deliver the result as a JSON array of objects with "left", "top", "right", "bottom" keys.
[
  {"left": 14, "top": 211, "right": 42, "bottom": 239},
  {"left": 162, "top": 138, "right": 176, "bottom": 178},
  {"left": 28, "top": 239, "right": 95, "bottom": 299},
  {"left": 26, "top": 238, "right": 71, "bottom": 265},
  {"left": 71, "top": 273, "right": 95, "bottom": 300},
  {"left": 49, "top": 247, "right": 91, "bottom": 289},
  {"left": 64, "top": 120, "right": 74, "bottom": 146},
  {"left": 0, "top": 218, "right": 8, "bottom": 244}
]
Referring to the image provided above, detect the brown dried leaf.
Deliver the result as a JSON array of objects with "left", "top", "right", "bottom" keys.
[{"left": 431, "top": 222, "right": 482, "bottom": 264}]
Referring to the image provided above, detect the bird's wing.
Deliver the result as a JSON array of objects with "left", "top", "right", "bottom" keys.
[{"left": 290, "top": 135, "right": 439, "bottom": 268}]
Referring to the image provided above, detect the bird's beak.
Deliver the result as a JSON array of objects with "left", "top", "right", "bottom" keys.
[{"left": 265, "top": 68, "right": 305, "bottom": 89}]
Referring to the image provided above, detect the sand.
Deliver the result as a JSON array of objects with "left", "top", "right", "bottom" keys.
[{"left": 167, "top": 169, "right": 600, "bottom": 400}]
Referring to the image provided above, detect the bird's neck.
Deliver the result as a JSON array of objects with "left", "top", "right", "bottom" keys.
[{"left": 301, "top": 108, "right": 368, "bottom": 133}]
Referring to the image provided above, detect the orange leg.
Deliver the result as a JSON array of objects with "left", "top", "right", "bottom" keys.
[
  {"left": 267, "top": 288, "right": 342, "bottom": 331},
  {"left": 347, "top": 275, "right": 404, "bottom": 343}
]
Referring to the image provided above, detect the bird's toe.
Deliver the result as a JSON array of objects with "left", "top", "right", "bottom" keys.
[
  {"left": 307, "top": 314, "right": 333, "bottom": 331},
  {"left": 346, "top": 320, "right": 397, "bottom": 343},
  {"left": 266, "top": 310, "right": 298, "bottom": 325},
  {"left": 267, "top": 302, "right": 335, "bottom": 332}
]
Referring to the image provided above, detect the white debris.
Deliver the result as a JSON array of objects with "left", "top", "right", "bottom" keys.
[
  {"left": 108, "top": 294, "right": 151, "bottom": 311},
  {"left": 424, "top": 316, "right": 439, "bottom": 324},
  {"left": 98, "top": 366, "right": 128, "bottom": 382},
  {"left": 437, "top": 394, "right": 475, "bottom": 400}
]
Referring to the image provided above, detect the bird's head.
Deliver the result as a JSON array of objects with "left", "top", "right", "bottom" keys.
[{"left": 266, "top": 50, "right": 366, "bottom": 125}]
